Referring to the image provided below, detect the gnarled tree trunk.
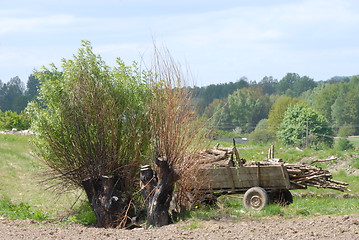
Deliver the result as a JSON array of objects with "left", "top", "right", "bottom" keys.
[
  {"left": 82, "top": 175, "right": 132, "bottom": 228},
  {"left": 140, "top": 157, "right": 179, "bottom": 227}
]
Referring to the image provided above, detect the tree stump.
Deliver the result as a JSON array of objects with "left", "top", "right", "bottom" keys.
[
  {"left": 82, "top": 175, "right": 131, "bottom": 228},
  {"left": 140, "top": 157, "right": 179, "bottom": 227}
]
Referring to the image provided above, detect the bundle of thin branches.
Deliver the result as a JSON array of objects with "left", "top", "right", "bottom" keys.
[
  {"left": 284, "top": 163, "right": 350, "bottom": 192},
  {"left": 145, "top": 45, "right": 211, "bottom": 219},
  {"left": 247, "top": 160, "right": 350, "bottom": 192}
]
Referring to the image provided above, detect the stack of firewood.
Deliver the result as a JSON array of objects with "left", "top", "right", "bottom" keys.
[
  {"left": 284, "top": 163, "right": 350, "bottom": 191},
  {"left": 195, "top": 143, "right": 248, "bottom": 168},
  {"left": 195, "top": 148, "right": 234, "bottom": 168},
  {"left": 249, "top": 159, "right": 350, "bottom": 191}
]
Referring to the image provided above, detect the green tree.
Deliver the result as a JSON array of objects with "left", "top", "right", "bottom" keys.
[
  {"left": 278, "top": 104, "right": 334, "bottom": 148},
  {"left": 227, "top": 87, "right": 271, "bottom": 132},
  {"left": 337, "top": 124, "right": 356, "bottom": 137},
  {"left": 0, "top": 75, "right": 40, "bottom": 113},
  {"left": 26, "top": 74, "right": 40, "bottom": 99},
  {"left": 276, "top": 73, "right": 317, "bottom": 97},
  {"left": 292, "top": 75, "right": 317, "bottom": 97},
  {"left": 331, "top": 78, "right": 359, "bottom": 132},
  {"left": 0, "top": 76, "right": 25, "bottom": 112},
  {"left": 335, "top": 124, "right": 355, "bottom": 151},
  {"left": 307, "top": 82, "right": 340, "bottom": 122},
  {"left": 257, "top": 76, "right": 277, "bottom": 95},
  {"left": 276, "top": 73, "right": 300, "bottom": 96},
  {"left": 29, "top": 41, "right": 151, "bottom": 228},
  {"left": 248, "top": 119, "right": 276, "bottom": 145},
  {"left": 254, "top": 118, "right": 269, "bottom": 130},
  {"left": 268, "top": 96, "right": 302, "bottom": 130},
  {"left": 248, "top": 129, "right": 276, "bottom": 144},
  {"left": 200, "top": 78, "right": 249, "bottom": 107},
  {"left": 203, "top": 99, "right": 233, "bottom": 130}
]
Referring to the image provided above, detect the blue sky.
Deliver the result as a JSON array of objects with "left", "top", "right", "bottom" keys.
[{"left": 1, "top": 0, "right": 359, "bottom": 86}]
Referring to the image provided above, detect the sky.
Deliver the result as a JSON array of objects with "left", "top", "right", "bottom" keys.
[{"left": 1, "top": 0, "right": 359, "bottom": 86}]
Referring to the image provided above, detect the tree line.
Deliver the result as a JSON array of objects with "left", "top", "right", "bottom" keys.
[
  {"left": 193, "top": 73, "right": 359, "bottom": 137},
  {"left": 1, "top": 70, "right": 358, "bottom": 144},
  {"left": 0, "top": 75, "right": 40, "bottom": 113}
]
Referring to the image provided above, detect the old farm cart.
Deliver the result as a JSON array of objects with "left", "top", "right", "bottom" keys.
[
  {"left": 198, "top": 162, "right": 302, "bottom": 210},
  {"left": 197, "top": 146, "right": 304, "bottom": 210}
]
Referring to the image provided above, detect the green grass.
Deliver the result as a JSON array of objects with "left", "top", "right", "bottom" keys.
[
  {"left": 353, "top": 157, "right": 359, "bottom": 169},
  {"left": 63, "top": 201, "right": 97, "bottom": 225},
  {"left": 0, "top": 134, "right": 83, "bottom": 220},
  {"left": 0, "top": 196, "right": 49, "bottom": 221},
  {"left": 181, "top": 220, "right": 204, "bottom": 229},
  {"left": 348, "top": 136, "right": 359, "bottom": 148},
  {"left": 182, "top": 191, "right": 359, "bottom": 222},
  {"left": 288, "top": 196, "right": 359, "bottom": 216},
  {"left": 334, "top": 171, "right": 359, "bottom": 192}
]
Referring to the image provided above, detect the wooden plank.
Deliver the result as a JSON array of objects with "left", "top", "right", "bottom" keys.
[
  {"left": 199, "top": 165, "right": 291, "bottom": 190},
  {"left": 280, "top": 164, "right": 291, "bottom": 189},
  {"left": 256, "top": 163, "right": 260, "bottom": 187},
  {"left": 226, "top": 166, "right": 236, "bottom": 190}
]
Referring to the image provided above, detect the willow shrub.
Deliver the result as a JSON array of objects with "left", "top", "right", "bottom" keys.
[{"left": 28, "top": 41, "right": 151, "bottom": 227}]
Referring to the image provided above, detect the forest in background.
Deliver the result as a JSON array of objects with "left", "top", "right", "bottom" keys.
[{"left": 1, "top": 72, "right": 359, "bottom": 147}]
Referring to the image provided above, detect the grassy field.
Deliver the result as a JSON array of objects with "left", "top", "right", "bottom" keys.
[
  {"left": 0, "top": 134, "right": 83, "bottom": 220},
  {"left": 0, "top": 135, "right": 358, "bottom": 224},
  {"left": 348, "top": 135, "right": 359, "bottom": 148}
]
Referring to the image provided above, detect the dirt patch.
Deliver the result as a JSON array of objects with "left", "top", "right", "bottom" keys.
[
  {"left": 300, "top": 154, "right": 359, "bottom": 176},
  {"left": 330, "top": 158, "right": 359, "bottom": 176},
  {"left": 1, "top": 214, "right": 358, "bottom": 240}
]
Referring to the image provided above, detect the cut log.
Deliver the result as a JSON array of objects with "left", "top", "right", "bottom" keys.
[
  {"left": 327, "top": 179, "right": 349, "bottom": 186},
  {"left": 200, "top": 159, "right": 234, "bottom": 168},
  {"left": 310, "top": 156, "right": 337, "bottom": 164}
]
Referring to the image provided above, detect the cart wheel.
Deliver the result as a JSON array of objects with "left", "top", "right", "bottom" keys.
[
  {"left": 269, "top": 189, "right": 293, "bottom": 206},
  {"left": 243, "top": 187, "right": 269, "bottom": 210}
]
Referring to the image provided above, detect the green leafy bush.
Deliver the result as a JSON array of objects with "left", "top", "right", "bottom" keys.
[
  {"left": 248, "top": 129, "right": 276, "bottom": 144},
  {"left": 208, "top": 128, "right": 239, "bottom": 139},
  {"left": 254, "top": 119, "right": 269, "bottom": 130},
  {"left": 28, "top": 41, "right": 153, "bottom": 227},
  {"left": 0, "top": 110, "right": 31, "bottom": 130},
  {"left": 335, "top": 138, "right": 354, "bottom": 151},
  {"left": 337, "top": 124, "right": 356, "bottom": 137}
]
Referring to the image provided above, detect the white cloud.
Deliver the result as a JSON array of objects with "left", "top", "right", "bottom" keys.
[{"left": 0, "top": 14, "right": 75, "bottom": 35}]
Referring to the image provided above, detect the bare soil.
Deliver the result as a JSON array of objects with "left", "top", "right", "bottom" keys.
[{"left": 1, "top": 214, "right": 358, "bottom": 240}]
